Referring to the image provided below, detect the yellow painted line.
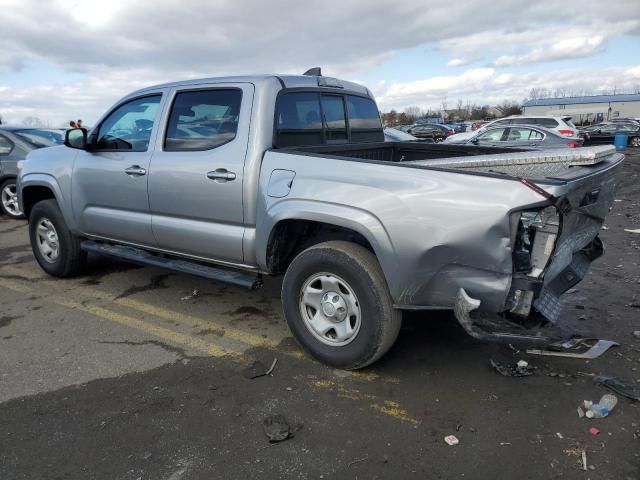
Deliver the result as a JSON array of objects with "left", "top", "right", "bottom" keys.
[
  {"left": 1, "top": 264, "right": 309, "bottom": 360},
  {"left": 0, "top": 277, "right": 34, "bottom": 294},
  {"left": 0, "top": 275, "right": 240, "bottom": 358},
  {"left": 309, "top": 377, "right": 418, "bottom": 424},
  {"left": 370, "top": 401, "right": 419, "bottom": 425},
  {"left": 56, "top": 299, "right": 239, "bottom": 358}
]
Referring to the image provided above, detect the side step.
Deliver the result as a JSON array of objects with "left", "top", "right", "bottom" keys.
[{"left": 80, "top": 240, "right": 262, "bottom": 290}]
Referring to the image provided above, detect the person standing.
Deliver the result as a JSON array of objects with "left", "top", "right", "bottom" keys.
[
  {"left": 77, "top": 120, "right": 83, "bottom": 129},
  {"left": 69, "top": 120, "right": 77, "bottom": 128}
]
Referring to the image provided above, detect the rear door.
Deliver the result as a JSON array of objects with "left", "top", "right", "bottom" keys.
[
  {"left": 148, "top": 83, "right": 253, "bottom": 263},
  {"left": 475, "top": 127, "right": 508, "bottom": 146},
  {"left": 72, "top": 93, "right": 166, "bottom": 245}
]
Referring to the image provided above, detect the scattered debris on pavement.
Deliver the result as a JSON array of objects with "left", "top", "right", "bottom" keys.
[
  {"left": 180, "top": 289, "right": 199, "bottom": 300},
  {"left": 527, "top": 338, "right": 618, "bottom": 359},
  {"left": 588, "top": 427, "right": 600, "bottom": 436},
  {"left": 263, "top": 414, "right": 302, "bottom": 443},
  {"left": 623, "top": 228, "right": 640, "bottom": 234},
  {"left": 633, "top": 331, "right": 640, "bottom": 339},
  {"left": 490, "top": 359, "right": 535, "bottom": 377},
  {"left": 347, "top": 454, "right": 369, "bottom": 467},
  {"left": 242, "top": 358, "right": 278, "bottom": 379},
  {"left": 582, "top": 449, "right": 588, "bottom": 472},
  {"left": 444, "top": 435, "right": 459, "bottom": 446},
  {"left": 581, "top": 394, "right": 618, "bottom": 419},
  {"left": 591, "top": 374, "right": 640, "bottom": 401}
]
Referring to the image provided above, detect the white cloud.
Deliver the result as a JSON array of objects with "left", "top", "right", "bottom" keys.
[
  {"left": 376, "top": 65, "right": 640, "bottom": 111},
  {"left": 491, "top": 35, "right": 606, "bottom": 67},
  {"left": 447, "top": 58, "right": 469, "bottom": 67}
]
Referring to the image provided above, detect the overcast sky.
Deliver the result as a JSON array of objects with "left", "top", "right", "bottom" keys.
[{"left": 1, "top": 0, "right": 639, "bottom": 125}]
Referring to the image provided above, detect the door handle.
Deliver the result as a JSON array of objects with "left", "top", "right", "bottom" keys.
[
  {"left": 207, "top": 169, "right": 236, "bottom": 182},
  {"left": 124, "top": 165, "right": 147, "bottom": 176}
]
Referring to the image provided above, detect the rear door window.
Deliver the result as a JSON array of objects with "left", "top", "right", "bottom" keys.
[
  {"left": 477, "top": 128, "right": 507, "bottom": 143},
  {"left": 321, "top": 95, "right": 347, "bottom": 142},
  {"left": 165, "top": 89, "right": 242, "bottom": 151},
  {"left": 506, "top": 127, "right": 543, "bottom": 141},
  {"left": 276, "top": 92, "right": 323, "bottom": 147},
  {"left": 346, "top": 95, "right": 384, "bottom": 143}
]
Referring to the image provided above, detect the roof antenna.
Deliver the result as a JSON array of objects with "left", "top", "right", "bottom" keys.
[{"left": 303, "top": 67, "right": 322, "bottom": 76}]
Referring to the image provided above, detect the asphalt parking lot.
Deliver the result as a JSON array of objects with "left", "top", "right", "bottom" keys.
[{"left": 1, "top": 151, "right": 639, "bottom": 480}]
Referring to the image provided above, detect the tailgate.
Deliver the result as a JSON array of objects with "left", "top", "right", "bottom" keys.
[{"left": 531, "top": 148, "right": 623, "bottom": 320}]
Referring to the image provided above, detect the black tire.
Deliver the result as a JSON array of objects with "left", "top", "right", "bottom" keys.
[
  {"left": 434, "top": 136, "right": 444, "bottom": 143},
  {"left": 0, "top": 179, "right": 24, "bottom": 218},
  {"left": 281, "top": 240, "right": 401, "bottom": 369},
  {"left": 29, "top": 199, "right": 86, "bottom": 277}
]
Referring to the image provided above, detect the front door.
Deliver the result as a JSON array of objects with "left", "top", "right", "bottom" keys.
[
  {"left": 72, "top": 93, "right": 165, "bottom": 246},
  {"left": 148, "top": 83, "right": 253, "bottom": 263}
]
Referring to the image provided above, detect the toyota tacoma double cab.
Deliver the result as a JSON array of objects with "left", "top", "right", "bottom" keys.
[{"left": 18, "top": 69, "right": 623, "bottom": 369}]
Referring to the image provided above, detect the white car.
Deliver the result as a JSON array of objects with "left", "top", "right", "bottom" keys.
[{"left": 444, "top": 115, "right": 578, "bottom": 143}]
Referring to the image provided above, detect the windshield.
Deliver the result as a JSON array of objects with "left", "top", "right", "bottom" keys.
[{"left": 14, "top": 129, "right": 65, "bottom": 148}]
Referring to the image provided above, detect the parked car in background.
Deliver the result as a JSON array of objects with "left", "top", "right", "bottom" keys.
[
  {"left": 394, "top": 124, "right": 416, "bottom": 133},
  {"left": 384, "top": 128, "right": 417, "bottom": 142},
  {"left": 384, "top": 128, "right": 434, "bottom": 143},
  {"left": 0, "top": 127, "right": 65, "bottom": 217},
  {"left": 460, "top": 124, "right": 583, "bottom": 149},
  {"left": 444, "top": 123, "right": 466, "bottom": 134},
  {"left": 407, "top": 123, "right": 454, "bottom": 142},
  {"left": 445, "top": 115, "right": 578, "bottom": 144},
  {"left": 580, "top": 122, "right": 640, "bottom": 147}
]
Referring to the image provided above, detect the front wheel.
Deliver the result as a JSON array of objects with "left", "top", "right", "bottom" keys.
[
  {"left": 281, "top": 241, "right": 401, "bottom": 369},
  {"left": 0, "top": 179, "right": 24, "bottom": 218},
  {"left": 28, "top": 199, "right": 86, "bottom": 277}
]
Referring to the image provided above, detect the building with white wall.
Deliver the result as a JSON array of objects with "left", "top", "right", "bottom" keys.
[{"left": 522, "top": 94, "right": 640, "bottom": 125}]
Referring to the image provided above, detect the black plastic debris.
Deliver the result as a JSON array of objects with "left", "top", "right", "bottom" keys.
[
  {"left": 263, "top": 414, "right": 302, "bottom": 443},
  {"left": 593, "top": 375, "right": 640, "bottom": 402},
  {"left": 242, "top": 358, "right": 278, "bottom": 379},
  {"left": 490, "top": 359, "right": 535, "bottom": 377},
  {"left": 243, "top": 361, "right": 269, "bottom": 379}
]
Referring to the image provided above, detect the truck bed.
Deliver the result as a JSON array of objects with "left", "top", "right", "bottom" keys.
[{"left": 281, "top": 142, "right": 623, "bottom": 184}]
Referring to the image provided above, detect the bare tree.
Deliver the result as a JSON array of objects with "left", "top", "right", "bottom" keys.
[{"left": 22, "top": 116, "right": 46, "bottom": 127}]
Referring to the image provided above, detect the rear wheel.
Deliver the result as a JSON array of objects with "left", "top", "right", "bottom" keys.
[
  {"left": 281, "top": 240, "right": 401, "bottom": 369},
  {"left": 434, "top": 136, "right": 444, "bottom": 143},
  {"left": 29, "top": 199, "right": 86, "bottom": 277},
  {"left": 631, "top": 136, "right": 640, "bottom": 148},
  {"left": 0, "top": 179, "right": 23, "bottom": 218}
]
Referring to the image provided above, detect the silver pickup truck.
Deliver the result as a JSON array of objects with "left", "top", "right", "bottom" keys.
[{"left": 18, "top": 70, "right": 623, "bottom": 369}]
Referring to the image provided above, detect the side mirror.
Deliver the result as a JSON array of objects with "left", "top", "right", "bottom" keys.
[{"left": 64, "top": 128, "right": 88, "bottom": 150}]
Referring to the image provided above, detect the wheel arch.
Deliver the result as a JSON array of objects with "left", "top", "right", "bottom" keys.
[
  {"left": 20, "top": 175, "right": 77, "bottom": 230},
  {"left": 257, "top": 200, "right": 397, "bottom": 278}
]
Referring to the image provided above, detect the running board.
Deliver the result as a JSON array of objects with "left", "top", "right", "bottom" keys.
[{"left": 80, "top": 240, "right": 262, "bottom": 290}]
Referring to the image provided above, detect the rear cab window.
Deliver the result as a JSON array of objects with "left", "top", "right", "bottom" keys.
[{"left": 275, "top": 91, "right": 383, "bottom": 147}]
